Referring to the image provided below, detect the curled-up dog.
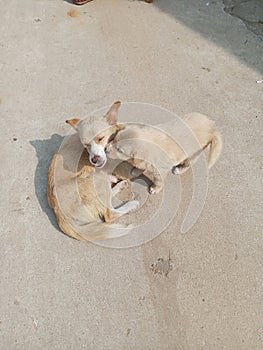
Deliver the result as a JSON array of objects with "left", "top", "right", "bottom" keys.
[{"left": 48, "top": 103, "right": 139, "bottom": 242}]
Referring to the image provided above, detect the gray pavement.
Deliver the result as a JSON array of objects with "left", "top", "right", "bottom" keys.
[{"left": 0, "top": 0, "right": 262, "bottom": 349}]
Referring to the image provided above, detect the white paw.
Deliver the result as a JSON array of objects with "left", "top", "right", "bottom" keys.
[
  {"left": 149, "top": 186, "right": 156, "bottom": 195},
  {"left": 172, "top": 166, "right": 179, "bottom": 175},
  {"left": 149, "top": 185, "right": 163, "bottom": 194},
  {"left": 109, "top": 174, "right": 118, "bottom": 184},
  {"left": 172, "top": 163, "right": 189, "bottom": 175}
]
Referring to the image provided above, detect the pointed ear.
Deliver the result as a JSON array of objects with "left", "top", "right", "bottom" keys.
[
  {"left": 105, "top": 100, "right": 121, "bottom": 125},
  {"left": 66, "top": 118, "right": 81, "bottom": 130}
]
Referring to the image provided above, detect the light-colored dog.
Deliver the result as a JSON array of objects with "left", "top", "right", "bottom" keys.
[
  {"left": 69, "top": 101, "right": 222, "bottom": 194},
  {"left": 48, "top": 103, "right": 138, "bottom": 241}
]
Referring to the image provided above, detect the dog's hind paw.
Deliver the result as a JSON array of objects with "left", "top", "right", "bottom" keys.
[
  {"left": 172, "top": 160, "right": 190, "bottom": 175},
  {"left": 172, "top": 165, "right": 187, "bottom": 175},
  {"left": 149, "top": 186, "right": 156, "bottom": 195},
  {"left": 149, "top": 185, "right": 163, "bottom": 195},
  {"left": 172, "top": 166, "right": 180, "bottom": 175}
]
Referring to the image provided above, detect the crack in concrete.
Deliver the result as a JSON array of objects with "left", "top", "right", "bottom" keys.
[{"left": 223, "top": 0, "right": 263, "bottom": 39}]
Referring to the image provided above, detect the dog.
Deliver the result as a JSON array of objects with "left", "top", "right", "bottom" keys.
[
  {"left": 48, "top": 103, "right": 139, "bottom": 242},
  {"left": 69, "top": 101, "right": 222, "bottom": 194}
]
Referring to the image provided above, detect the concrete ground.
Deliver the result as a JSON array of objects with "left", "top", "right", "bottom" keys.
[{"left": 0, "top": 0, "right": 262, "bottom": 349}]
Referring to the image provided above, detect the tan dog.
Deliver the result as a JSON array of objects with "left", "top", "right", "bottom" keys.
[
  {"left": 70, "top": 101, "right": 222, "bottom": 194},
  {"left": 48, "top": 103, "right": 139, "bottom": 242}
]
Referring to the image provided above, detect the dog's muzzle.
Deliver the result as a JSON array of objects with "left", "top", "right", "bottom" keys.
[{"left": 90, "top": 155, "right": 106, "bottom": 168}]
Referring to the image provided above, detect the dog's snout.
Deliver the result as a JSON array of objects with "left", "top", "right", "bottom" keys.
[{"left": 92, "top": 155, "right": 101, "bottom": 164}]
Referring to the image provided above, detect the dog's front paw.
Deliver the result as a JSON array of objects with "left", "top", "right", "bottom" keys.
[{"left": 109, "top": 174, "right": 118, "bottom": 182}]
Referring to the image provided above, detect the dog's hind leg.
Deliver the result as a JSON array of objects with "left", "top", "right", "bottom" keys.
[{"left": 172, "top": 159, "right": 191, "bottom": 175}]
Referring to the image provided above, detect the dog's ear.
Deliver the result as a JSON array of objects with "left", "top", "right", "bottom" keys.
[
  {"left": 66, "top": 118, "right": 81, "bottom": 130},
  {"left": 105, "top": 100, "right": 121, "bottom": 125}
]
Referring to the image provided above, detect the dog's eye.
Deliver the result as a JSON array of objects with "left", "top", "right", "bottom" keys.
[{"left": 98, "top": 136, "right": 104, "bottom": 142}]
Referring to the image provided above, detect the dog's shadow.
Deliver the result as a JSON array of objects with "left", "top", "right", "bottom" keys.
[{"left": 30, "top": 134, "right": 64, "bottom": 231}]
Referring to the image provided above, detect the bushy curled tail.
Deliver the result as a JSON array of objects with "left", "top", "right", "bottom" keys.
[{"left": 76, "top": 221, "right": 133, "bottom": 242}]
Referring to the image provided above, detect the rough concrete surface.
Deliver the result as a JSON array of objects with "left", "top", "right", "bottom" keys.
[
  {"left": 223, "top": 0, "right": 263, "bottom": 39},
  {"left": 0, "top": 0, "right": 262, "bottom": 349}
]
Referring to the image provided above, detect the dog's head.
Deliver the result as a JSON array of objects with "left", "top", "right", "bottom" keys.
[{"left": 66, "top": 101, "right": 125, "bottom": 168}]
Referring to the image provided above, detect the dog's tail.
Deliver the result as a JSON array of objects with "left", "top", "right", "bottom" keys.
[
  {"left": 75, "top": 221, "right": 133, "bottom": 242},
  {"left": 49, "top": 193, "right": 133, "bottom": 242},
  {"left": 208, "top": 130, "right": 223, "bottom": 168}
]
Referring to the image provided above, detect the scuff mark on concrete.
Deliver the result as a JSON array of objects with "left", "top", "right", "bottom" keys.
[{"left": 151, "top": 251, "right": 173, "bottom": 277}]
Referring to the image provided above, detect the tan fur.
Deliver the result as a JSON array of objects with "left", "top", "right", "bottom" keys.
[
  {"left": 107, "top": 111, "right": 222, "bottom": 194},
  {"left": 72, "top": 102, "right": 222, "bottom": 194},
  {"left": 48, "top": 153, "right": 86, "bottom": 241},
  {"left": 106, "top": 100, "right": 121, "bottom": 125},
  {"left": 48, "top": 103, "right": 139, "bottom": 242},
  {"left": 48, "top": 137, "right": 138, "bottom": 241},
  {"left": 49, "top": 102, "right": 222, "bottom": 240}
]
